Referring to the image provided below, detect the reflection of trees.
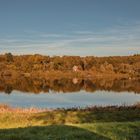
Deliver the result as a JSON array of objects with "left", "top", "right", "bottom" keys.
[
  {"left": 0, "top": 77, "right": 140, "bottom": 94},
  {"left": 4, "top": 85, "right": 13, "bottom": 94}
]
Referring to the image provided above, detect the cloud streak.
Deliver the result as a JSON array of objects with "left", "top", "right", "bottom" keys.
[{"left": 0, "top": 22, "right": 140, "bottom": 56}]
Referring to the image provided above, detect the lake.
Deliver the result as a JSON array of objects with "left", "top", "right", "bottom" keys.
[{"left": 0, "top": 78, "right": 140, "bottom": 108}]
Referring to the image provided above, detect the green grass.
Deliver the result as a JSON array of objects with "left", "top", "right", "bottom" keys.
[
  {"left": 78, "top": 121, "right": 140, "bottom": 140},
  {"left": 0, "top": 122, "right": 139, "bottom": 140},
  {"left": 0, "top": 107, "right": 140, "bottom": 140},
  {"left": 0, "top": 125, "right": 109, "bottom": 140}
]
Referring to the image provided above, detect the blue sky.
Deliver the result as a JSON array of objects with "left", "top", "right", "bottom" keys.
[{"left": 0, "top": 0, "right": 140, "bottom": 56}]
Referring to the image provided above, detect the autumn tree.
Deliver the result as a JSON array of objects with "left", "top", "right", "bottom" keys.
[{"left": 5, "top": 53, "right": 14, "bottom": 62}]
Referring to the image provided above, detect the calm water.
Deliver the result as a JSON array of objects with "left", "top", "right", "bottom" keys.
[
  {"left": 0, "top": 90, "right": 140, "bottom": 108},
  {"left": 0, "top": 78, "right": 140, "bottom": 108}
]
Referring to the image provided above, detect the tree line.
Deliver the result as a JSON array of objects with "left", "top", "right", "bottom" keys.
[{"left": 0, "top": 53, "right": 140, "bottom": 76}]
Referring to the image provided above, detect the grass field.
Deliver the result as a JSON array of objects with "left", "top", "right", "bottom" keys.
[
  {"left": 0, "top": 106, "right": 140, "bottom": 140},
  {"left": 0, "top": 122, "right": 140, "bottom": 140}
]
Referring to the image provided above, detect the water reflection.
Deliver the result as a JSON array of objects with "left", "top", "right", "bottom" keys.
[
  {"left": 0, "top": 77, "right": 140, "bottom": 108},
  {"left": 0, "top": 77, "right": 140, "bottom": 94}
]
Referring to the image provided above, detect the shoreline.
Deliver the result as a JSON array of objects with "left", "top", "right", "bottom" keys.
[{"left": 0, "top": 104, "right": 140, "bottom": 114}]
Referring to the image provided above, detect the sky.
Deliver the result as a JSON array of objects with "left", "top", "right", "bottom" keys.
[{"left": 0, "top": 0, "right": 140, "bottom": 56}]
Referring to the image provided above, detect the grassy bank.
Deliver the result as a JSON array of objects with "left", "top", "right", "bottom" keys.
[
  {"left": 0, "top": 106, "right": 140, "bottom": 140},
  {"left": 0, "top": 122, "right": 139, "bottom": 140}
]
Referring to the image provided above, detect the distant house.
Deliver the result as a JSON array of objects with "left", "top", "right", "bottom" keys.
[{"left": 72, "top": 65, "right": 79, "bottom": 72}]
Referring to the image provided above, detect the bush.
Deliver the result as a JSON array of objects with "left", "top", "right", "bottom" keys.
[{"left": 5, "top": 53, "right": 14, "bottom": 62}]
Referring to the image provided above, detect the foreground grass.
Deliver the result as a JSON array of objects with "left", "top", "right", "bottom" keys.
[
  {"left": 0, "top": 106, "right": 140, "bottom": 140},
  {"left": 0, "top": 122, "right": 139, "bottom": 140}
]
